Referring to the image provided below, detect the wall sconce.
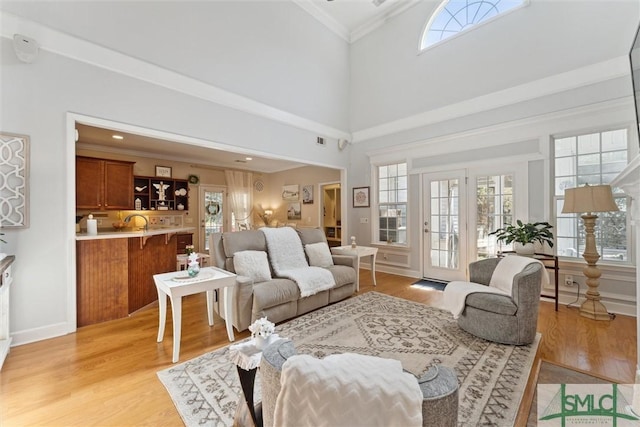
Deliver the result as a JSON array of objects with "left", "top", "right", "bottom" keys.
[{"left": 260, "top": 209, "right": 273, "bottom": 226}]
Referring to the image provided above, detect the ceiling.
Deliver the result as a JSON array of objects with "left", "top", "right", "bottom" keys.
[
  {"left": 299, "top": 0, "right": 420, "bottom": 41},
  {"left": 74, "top": 1, "right": 419, "bottom": 172},
  {"left": 75, "top": 123, "right": 307, "bottom": 174}
]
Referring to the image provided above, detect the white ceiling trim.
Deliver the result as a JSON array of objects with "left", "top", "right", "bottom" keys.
[
  {"left": 293, "top": 0, "right": 421, "bottom": 43},
  {"left": 353, "top": 56, "right": 631, "bottom": 143},
  {"left": 350, "top": 0, "right": 422, "bottom": 43},
  {"left": 292, "top": 0, "right": 351, "bottom": 42},
  {"left": 0, "top": 11, "right": 350, "bottom": 141},
  {"left": 366, "top": 97, "right": 634, "bottom": 164}
]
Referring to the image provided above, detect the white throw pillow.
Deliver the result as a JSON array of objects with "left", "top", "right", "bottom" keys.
[
  {"left": 305, "top": 242, "right": 334, "bottom": 268},
  {"left": 233, "top": 250, "right": 272, "bottom": 282}
]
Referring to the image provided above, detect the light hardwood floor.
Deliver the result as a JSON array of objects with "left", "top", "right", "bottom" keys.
[{"left": 1, "top": 271, "right": 636, "bottom": 426}]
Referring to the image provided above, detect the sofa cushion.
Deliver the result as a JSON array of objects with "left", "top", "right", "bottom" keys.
[
  {"left": 234, "top": 250, "right": 271, "bottom": 282},
  {"left": 223, "top": 230, "right": 267, "bottom": 257},
  {"left": 464, "top": 292, "right": 518, "bottom": 316},
  {"left": 253, "top": 279, "right": 300, "bottom": 310},
  {"left": 326, "top": 265, "right": 356, "bottom": 287},
  {"left": 296, "top": 227, "right": 327, "bottom": 246},
  {"left": 304, "top": 242, "right": 334, "bottom": 268}
]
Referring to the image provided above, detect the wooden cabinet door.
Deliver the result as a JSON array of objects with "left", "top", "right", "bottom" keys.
[
  {"left": 76, "top": 157, "right": 104, "bottom": 209},
  {"left": 104, "top": 161, "right": 134, "bottom": 209},
  {"left": 176, "top": 233, "right": 193, "bottom": 255}
]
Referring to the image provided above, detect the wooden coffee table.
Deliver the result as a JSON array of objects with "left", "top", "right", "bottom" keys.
[{"left": 153, "top": 266, "right": 237, "bottom": 362}]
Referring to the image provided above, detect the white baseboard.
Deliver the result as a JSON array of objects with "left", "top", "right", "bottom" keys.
[
  {"left": 542, "top": 294, "right": 636, "bottom": 318},
  {"left": 11, "top": 322, "right": 75, "bottom": 347},
  {"left": 366, "top": 263, "right": 421, "bottom": 280}
]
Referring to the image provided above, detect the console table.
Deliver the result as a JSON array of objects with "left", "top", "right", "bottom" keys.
[
  {"left": 153, "top": 266, "right": 237, "bottom": 362},
  {"left": 498, "top": 252, "right": 559, "bottom": 311},
  {"left": 330, "top": 246, "right": 377, "bottom": 291}
]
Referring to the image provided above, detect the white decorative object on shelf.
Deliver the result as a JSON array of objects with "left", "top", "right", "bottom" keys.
[
  {"left": 351, "top": 236, "right": 357, "bottom": 248},
  {"left": 187, "top": 252, "right": 200, "bottom": 277},
  {"left": 248, "top": 317, "right": 275, "bottom": 349}
]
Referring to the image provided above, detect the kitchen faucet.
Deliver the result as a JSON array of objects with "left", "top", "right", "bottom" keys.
[{"left": 123, "top": 214, "right": 149, "bottom": 231}]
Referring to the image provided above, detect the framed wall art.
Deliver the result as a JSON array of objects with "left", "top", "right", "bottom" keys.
[
  {"left": 302, "top": 185, "right": 314, "bottom": 204},
  {"left": 0, "top": 132, "right": 30, "bottom": 228},
  {"left": 287, "top": 202, "right": 301, "bottom": 220},
  {"left": 155, "top": 165, "right": 172, "bottom": 178},
  {"left": 353, "top": 186, "right": 370, "bottom": 208},
  {"left": 282, "top": 184, "right": 299, "bottom": 201}
]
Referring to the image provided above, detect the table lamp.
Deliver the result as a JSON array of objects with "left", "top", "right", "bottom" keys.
[{"left": 562, "top": 184, "right": 618, "bottom": 320}]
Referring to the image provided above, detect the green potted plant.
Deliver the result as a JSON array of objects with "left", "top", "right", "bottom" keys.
[{"left": 489, "top": 220, "right": 554, "bottom": 255}]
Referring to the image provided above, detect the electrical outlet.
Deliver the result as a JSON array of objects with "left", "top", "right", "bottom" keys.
[
  {"left": 360, "top": 218, "right": 369, "bottom": 224},
  {"left": 564, "top": 275, "right": 574, "bottom": 286}
]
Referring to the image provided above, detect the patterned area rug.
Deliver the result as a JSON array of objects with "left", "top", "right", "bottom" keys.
[{"left": 158, "top": 292, "right": 540, "bottom": 426}]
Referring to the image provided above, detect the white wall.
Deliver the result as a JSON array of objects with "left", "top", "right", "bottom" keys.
[
  {"left": 0, "top": 32, "right": 349, "bottom": 344},
  {"left": 350, "top": 0, "right": 639, "bottom": 132},
  {"left": 1, "top": 1, "right": 350, "bottom": 130}
]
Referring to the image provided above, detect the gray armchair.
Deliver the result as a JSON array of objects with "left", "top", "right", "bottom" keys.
[{"left": 457, "top": 257, "right": 543, "bottom": 345}]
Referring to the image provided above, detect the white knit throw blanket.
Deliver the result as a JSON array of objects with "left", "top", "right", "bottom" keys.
[
  {"left": 273, "top": 354, "right": 423, "bottom": 427},
  {"left": 260, "top": 227, "right": 335, "bottom": 298},
  {"left": 443, "top": 255, "right": 549, "bottom": 319}
]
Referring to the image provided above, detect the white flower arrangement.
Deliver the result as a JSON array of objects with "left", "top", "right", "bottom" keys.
[
  {"left": 187, "top": 252, "right": 199, "bottom": 265},
  {"left": 249, "top": 317, "right": 275, "bottom": 339}
]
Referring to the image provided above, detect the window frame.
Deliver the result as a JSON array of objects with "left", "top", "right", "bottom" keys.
[
  {"left": 373, "top": 160, "right": 409, "bottom": 247},
  {"left": 418, "top": 0, "right": 529, "bottom": 53},
  {"left": 551, "top": 125, "right": 635, "bottom": 266}
]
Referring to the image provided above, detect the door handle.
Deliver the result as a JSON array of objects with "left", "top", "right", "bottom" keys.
[{"left": 424, "top": 228, "right": 429, "bottom": 233}]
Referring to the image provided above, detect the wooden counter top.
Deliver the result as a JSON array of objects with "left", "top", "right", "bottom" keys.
[{"left": 75, "top": 226, "right": 195, "bottom": 240}]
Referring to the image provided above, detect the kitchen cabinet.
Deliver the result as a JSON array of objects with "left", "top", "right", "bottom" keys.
[
  {"left": 76, "top": 156, "right": 134, "bottom": 210},
  {"left": 76, "top": 232, "right": 179, "bottom": 326},
  {"left": 176, "top": 233, "right": 193, "bottom": 255},
  {"left": 76, "top": 239, "right": 129, "bottom": 327},
  {"left": 133, "top": 176, "right": 189, "bottom": 211},
  {"left": 322, "top": 184, "right": 341, "bottom": 247}
]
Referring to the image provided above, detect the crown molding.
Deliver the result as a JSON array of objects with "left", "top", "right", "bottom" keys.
[
  {"left": 353, "top": 55, "right": 631, "bottom": 143},
  {"left": 366, "top": 97, "right": 634, "bottom": 162},
  {"left": 0, "top": 11, "right": 350, "bottom": 141},
  {"left": 350, "top": 0, "right": 421, "bottom": 43},
  {"left": 292, "top": 0, "right": 350, "bottom": 42}
]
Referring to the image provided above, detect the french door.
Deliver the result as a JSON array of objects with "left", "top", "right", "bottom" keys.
[
  {"left": 422, "top": 170, "right": 467, "bottom": 281},
  {"left": 199, "top": 185, "right": 228, "bottom": 251}
]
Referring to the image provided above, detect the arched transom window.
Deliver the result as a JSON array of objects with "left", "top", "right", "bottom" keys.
[{"left": 421, "top": 0, "right": 527, "bottom": 50}]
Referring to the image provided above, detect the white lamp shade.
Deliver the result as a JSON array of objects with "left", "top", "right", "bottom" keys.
[{"left": 562, "top": 184, "right": 619, "bottom": 214}]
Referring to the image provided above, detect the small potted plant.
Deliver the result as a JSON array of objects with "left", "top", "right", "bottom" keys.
[{"left": 489, "top": 220, "right": 554, "bottom": 255}]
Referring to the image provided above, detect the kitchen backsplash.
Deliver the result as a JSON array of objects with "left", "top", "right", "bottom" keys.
[{"left": 76, "top": 210, "right": 187, "bottom": 232}]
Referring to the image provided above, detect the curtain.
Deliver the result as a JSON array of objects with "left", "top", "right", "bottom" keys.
[{"left": 225, "top": 171, "right": 253, "bottom": 230}]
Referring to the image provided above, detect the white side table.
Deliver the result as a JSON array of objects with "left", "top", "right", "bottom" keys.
[
  {"left": 330, "top": 246, "right": 378, "bottom": 291},
  {"left": 153, "top": 266, "right": 237, "bottom": 362},
  {"left": 229, "top": 335, "right": 281, "bottom": 427}
]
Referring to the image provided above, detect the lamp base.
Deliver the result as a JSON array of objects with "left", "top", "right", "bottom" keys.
[{"left": 579, "top": 299, "right": 611, "bottom": 321}]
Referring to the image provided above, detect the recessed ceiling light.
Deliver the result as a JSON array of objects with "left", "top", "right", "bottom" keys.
[
  {"left": 245, "top": 157, "right": 253, "bottom": 161},
  {"left": 112, "top": 135, "right": 124, "bottom": 140}
]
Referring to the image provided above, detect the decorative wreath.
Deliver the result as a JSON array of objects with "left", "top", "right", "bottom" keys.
[{"left": 188, "top": 174, "right": 200, "bottom": 184}]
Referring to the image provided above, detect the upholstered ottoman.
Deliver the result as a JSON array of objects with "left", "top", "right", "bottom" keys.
[
  {"left": 261, "top": 339, "right": 296, "bottom": 427},
  {"left": 417, "top": 365, "right": 458, "bottom": 427},
  {"left": 259, "top": 339, "right": 459, "bottom": 427}
]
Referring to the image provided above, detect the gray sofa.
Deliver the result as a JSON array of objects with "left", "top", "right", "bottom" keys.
[
  {"left": 209, "top": 227, "right": 357, "bottom": 332},
  {"left": 457, "top": 257, "right": 543, "bottom": 345}
]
